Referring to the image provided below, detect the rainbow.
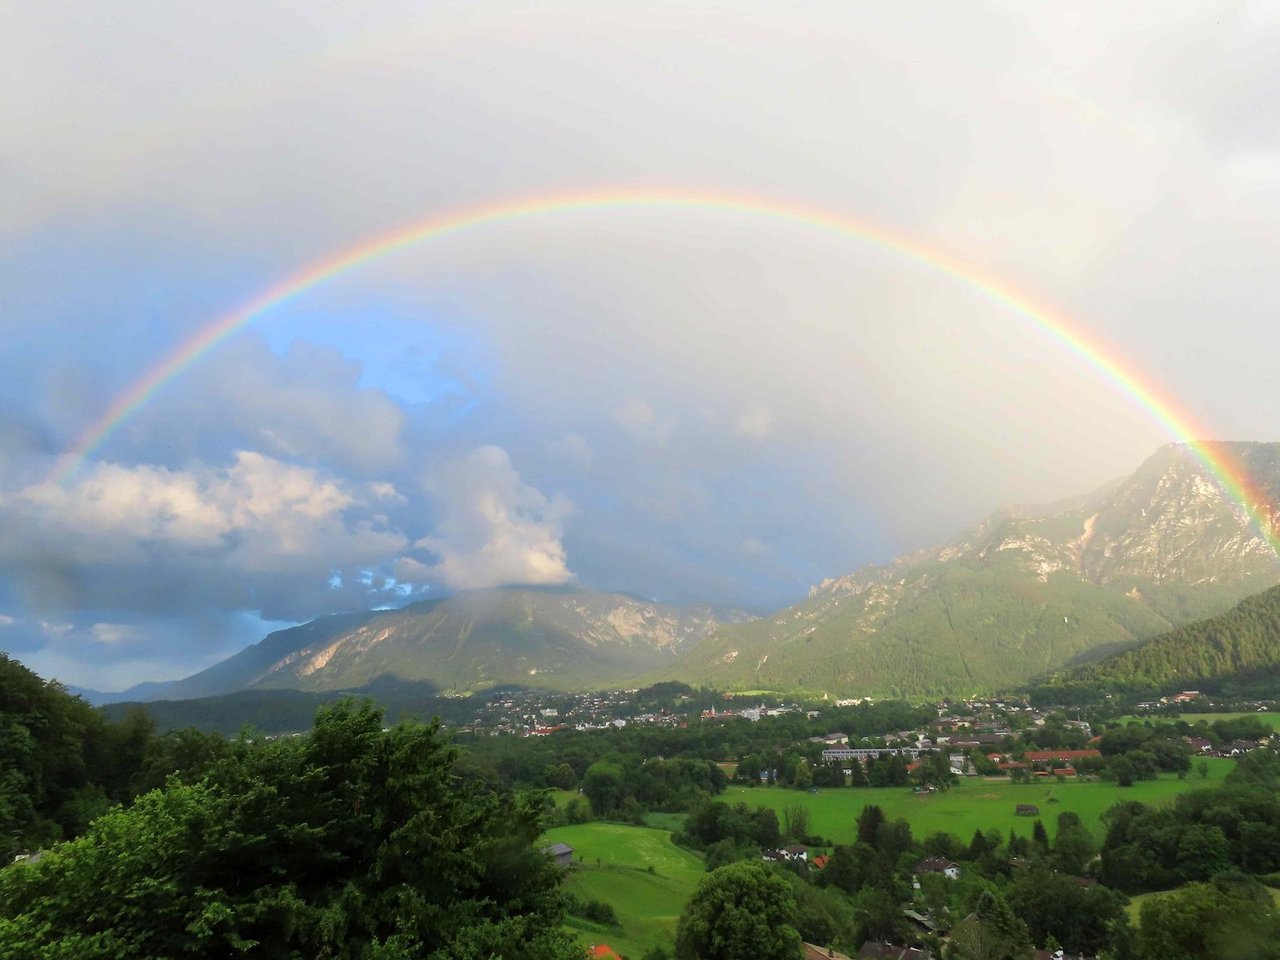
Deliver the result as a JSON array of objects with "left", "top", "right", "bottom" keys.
[{"left": 51, "top": 188, "right": 1279, "bottom": 553}]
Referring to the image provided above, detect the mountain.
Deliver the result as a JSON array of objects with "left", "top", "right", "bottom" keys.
[
  {"left": 141, "top": 588, "right": 739, "bottom": 700},
  {"left": 1036, "top": 582, "right": 1280, "bottom": 698},
  {"left": 665, "top": 442, "right": 1280, "bottom": 697}
]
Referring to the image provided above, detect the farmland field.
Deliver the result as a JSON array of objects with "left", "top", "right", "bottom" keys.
[
  {"left": 722, "top": 759, "right": 1235, "bottom": 843},
  {"left": 1116, "top": 711, "right": 1280, "bottom": 730},
  {"left": 1173, "top": 711, "right": 1280, "bottom": 730},
  {"left": 539, "top": 822, "right": 705, "bottom": 958}
]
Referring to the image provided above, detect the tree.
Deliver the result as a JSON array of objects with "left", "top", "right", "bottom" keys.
[
  {"left": 847, "top": 760, "right": 868, "bottom": 788},
  {"left": 782, "top": 804, "right": 811, "bottom": 842},
  {"left": 1136, "top": 880, "right": 1280, "bottom": 960},
  {"left": 0, "top": 701, "right": 583, "bottom": 960},
  {"left": 857, "top": 805, "right": 885, "bottom": 847},
  {"left": 1031, "top": 820, "right": 1049, "bottom": 853},
  {"left": 581, "top": 761, "right": 625, "bottom": 817},
  {"left": 675, "top": 861, "right": 803, "bottom": 960},
  {"left": 948, "top": 890, "right": 1032, "bottom": 960},
  {"left": 1051, "top": 813, "right": 1095, "bottom": 875},
  {"left": 817, "top": 843, "right": 886, "bottom": 896},
  {"left": 792, "top": 762, "right": 814, "bottom": 791},
  {"left": 1006, "top": 867, "right": 1126, "bottom": 955},
  {"left": 1110, "top": 756, "right": 1136, "bottom": 787},
  {"left": 855, "top": 885, "right": 906, "bottom": 943}
]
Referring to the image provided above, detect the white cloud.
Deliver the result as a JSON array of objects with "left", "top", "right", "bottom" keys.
[
  {"left": 0, "top": 614, "right": 14, "bottom": 627},
  {"left": 734, "top": 407, "right": 773, "bottom": 441},
  {"left": 614, "top": 399, "right": 672, "bottom": 446},
  {"left": 547, "top": 431, "right": 594, "bottom": 468},
  {"left": 416, "top": 446, "right": 574, "bottom": 590},
  {"left": 90, "top": 623, "right": 139, "bottom": 646},
  {"left": 6, "top": 451, "right": 406, "bottom": 572}
]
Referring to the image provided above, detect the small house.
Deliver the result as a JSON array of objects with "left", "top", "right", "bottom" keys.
[
  {"left": 542, "top": 842, "right": 574, "bottom": 867},
  {"left": 1015, "top": 804, "right": 1039, "bottom": 816},
  {"left": 913, "top": 857, "right": 960, "bottom": 879}
]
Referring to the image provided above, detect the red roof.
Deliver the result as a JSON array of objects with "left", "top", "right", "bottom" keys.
[
  {"left": 589, "top": 946, "right": 621, "bottom": 959},
  {"left": 812, "top": 854, "right": 830, "bottom": 869},
  {"left": 1023, "top": 749, "right": 1100, "bottom": 762}
]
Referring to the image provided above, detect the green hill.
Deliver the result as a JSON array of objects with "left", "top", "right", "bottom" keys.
[{"left": 1040, "top": 583, "right": 1280, "bottom": 697}]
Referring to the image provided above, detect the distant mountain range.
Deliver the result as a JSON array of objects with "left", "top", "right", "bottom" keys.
[
  {"left": 98, "top": 588, "right": 741, "bottom": 703},
  {"left": 89, "top": 441, "right": 1280, "bottom": 704}
]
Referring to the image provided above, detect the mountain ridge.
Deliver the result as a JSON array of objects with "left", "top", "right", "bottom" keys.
[
  {"left": 124, "top": 587, "right": 746, "bottom": 700},
  {"left": 663, "top": 442, "right": 1280, "bottom": 696}
]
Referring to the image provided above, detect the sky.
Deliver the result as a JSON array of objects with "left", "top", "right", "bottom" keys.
[{"left": 3, "top": 2, "right": 1280, "bottom": 690}]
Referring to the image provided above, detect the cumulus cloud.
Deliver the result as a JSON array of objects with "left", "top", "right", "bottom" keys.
[
  {"left": 416, "top": 446, "right": 574, "bottom": 590},
  {"left": 0, "top": 452, "right": 410, "bottom": 617}
]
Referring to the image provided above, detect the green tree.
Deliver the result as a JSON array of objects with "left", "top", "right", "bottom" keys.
[
  {"left": 1136, "top": 880, "right": 1280, "bottom": 960},
  {"left": 581, "top": 761, "right": 625, "bottom": 817},
  {"left": 782, "top": 803, "right": 811, "bottom": 842},
  {"left": 675, "top": 861, "right": 803, "bottom": 960},
  {"left": 857, "top": 804, "right": 885, "bottom": 847},
  {"left": 0, "top": 700, "right": 582, "bottom": 960},
  {"left": 1051, "top": 812, "right": 1095, "bottom": 875}
]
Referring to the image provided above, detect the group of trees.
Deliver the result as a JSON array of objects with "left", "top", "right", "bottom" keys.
[
  {"left": 457, "top": 698, "right": 935, "bottom": 795},
  {"left": 0, "top": 701, "right": 583, "bottom": 959},
  {"left": 0, "top": 654, "right": 228, "bottom": 855},
  {"left": 665, "top": 800, "right": 1133, "bottom": 960},
  {"left": 1100, "top": 751, "right": 1280, "bottom": 891}
]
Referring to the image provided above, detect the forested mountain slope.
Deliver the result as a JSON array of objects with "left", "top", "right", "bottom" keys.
[
  {"left": 667, "top": 442, "right": 1280, "bottom": 696},
  {"left": 1039, "top": 582, "right": 1280, "bottom": 697}
]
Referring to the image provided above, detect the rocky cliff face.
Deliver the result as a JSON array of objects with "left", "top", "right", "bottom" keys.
[{"left": 669, "top": 442, "right": 1280, "bottom": 696}]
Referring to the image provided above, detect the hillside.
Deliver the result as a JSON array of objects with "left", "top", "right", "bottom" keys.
[
  {"left": 1040, "top": 583, "right": 1280, "bottom": 697},
  {"left": 666, "top": 442, "right": 1280, "bottom": 696},
  {"left": 143, "top": 588, "right": 737, "bottom": 699}
]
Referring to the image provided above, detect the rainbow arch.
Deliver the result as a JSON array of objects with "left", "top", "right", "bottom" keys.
[{"left": 51, "top": 187, "right": 1279, "bottom": 554}]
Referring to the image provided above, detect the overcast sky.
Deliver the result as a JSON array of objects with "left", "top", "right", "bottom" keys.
[{"left": 3, "top": 2, "right": 1280, "bottom": 690}]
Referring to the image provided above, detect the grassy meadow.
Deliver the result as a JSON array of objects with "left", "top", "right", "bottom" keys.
[
  {"left": 722, "top": 759, "right": 1235, "bottom": 843},
  {"left": 540, "top": 822, "right": 705, "bottom": 958},
  {"left": 1115, "top": 711, "right": 1280, "bottom": 729}
]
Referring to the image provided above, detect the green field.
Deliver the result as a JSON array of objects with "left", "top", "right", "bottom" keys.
[
  {"left": 1116, "top": 711, "right": 1280, "bottom": 729},
  {"left": 540, "top": 822, "right": 705, "bottom": 958},
  {"left": 1175, "top": 711, "right": 1280, "bottom": 730},
  {"left": 722, "top": 760, "right": 1235, "bottom": 844}
]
